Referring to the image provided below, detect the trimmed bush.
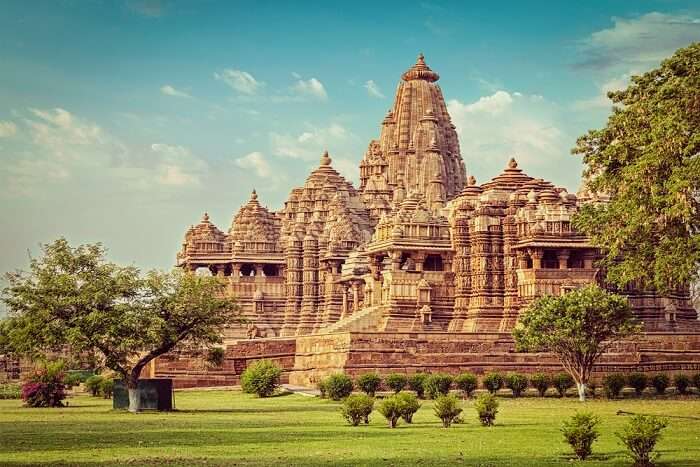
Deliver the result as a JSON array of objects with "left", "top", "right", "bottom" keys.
[
  {"left": 674, "top": 374, "right": 690, "bottom": 395},
  {"left": 21, "top": 361, "right": 66, "bottom": 408},
  {"left": 99, "top": 379, "right": 114, "bottom": 399},
  {"left": 206, "top": 347, "right": 225, "bottom": 368},
  {"left": 85, "top": 375, "right": 104, "bottom": 397},
  {"left": 340, "top": 394, "right": 374, "bottom": 426},
  {"left": 692, "top": 373, "right": 700, "bottom": 394},
  {"left": 63, "top": 372, "right": 82, "bottom": 388},
  {"left": 530, "top": 373, "right": 550, "bottom": 397},
  {"left": 616, "top": 415, "right": 668, "bottom": 466},
  {"left": 241, "top": 359, "right": 282, "bottom": 398},
  {"left": 561, "top": 412, "right": 600, "bottom": 460},
  {"left": 455, "top": 373, "right": 478, "bottom": 398},
  {"left": 396, "top": 391, "right": 421, "bottom": 423},
  {"left": 627, "top": 373, "right": 648, "bottom": 396},
  {"left": 355, "top": 372, "right": 382, "bottom": 397},
  {"left": 317, "top": 380, "right": 327, "bottom": 399},
  {"left": 474, "top": 392, "right": 499, "bottom": 426},
  {"left": 433, "top": 394, "right": 462, "bottom": 428},
  {"left": 385, "top": 373, "right": 408, "bottom": 393},
  {"left": 0, "top": 383, "right": 22, "bottom": 400},
  {"left": 424, "top": 373, "right": 453, "bottom": 399},
  {"left": 651, "top": 374, "right": 670, "bottom": 395},
  {"left": 603, "top": 373, "right": 626, "bottom": 399},
  {"left": 408, "top": 373, "right": 428, "bottom": 399},
  {"left": 323, "top": 373, "right": 354, "bottom": 401},
  {"left": 553, "top": 373, "right": 574, "bottom": 398},
  {"left": 505, "top": 373, "right": 528, "bottom": 398},
  {"left": 482, "top": 372, "right": 504, "bottom": 394},
  {"left": 378, "top": 396, "right": 402, "bottom": 428}
]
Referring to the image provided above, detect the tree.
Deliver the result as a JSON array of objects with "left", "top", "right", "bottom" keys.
[
  {"left": 1, "top": 238, "right": 240, "bottom": 412},
  {"left": 513, "top": 284, "right": 640, "bottom": 401},
  {"left": 572, "top": 42, "right": 700, "bottom": 293}
]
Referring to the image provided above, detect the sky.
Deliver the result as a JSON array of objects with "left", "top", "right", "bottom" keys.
[{"left": 1, "top": 0, "right": 699, "bottom": 287}]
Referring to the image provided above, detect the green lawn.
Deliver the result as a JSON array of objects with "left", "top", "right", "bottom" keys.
[{"left": 1, "top": 390, "right": 699, "bottom": 466}]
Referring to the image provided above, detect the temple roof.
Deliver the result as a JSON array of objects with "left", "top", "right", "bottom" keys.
[
  {"left": 401, "top": 53, "right": 440, "bottom": 82},
  {"left": 229, "top": 190, "right": 281, "bottom": 252}
]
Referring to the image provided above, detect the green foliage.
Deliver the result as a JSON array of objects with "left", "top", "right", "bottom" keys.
[
  {"left": 482, "top": 372, "right": 504, "bottom": 394},
  {"left": 530, "top": 373, "right": 550, "bottom": 397},
  {"left": 474, "top": 392, "right": 499, "bottom": 426},
  {"left": 572, "top": 43, "right": 700, "bottom": 292},
  {"left": 63, "top": 372, "right": 82, "bottom": 388},
  {"left": 433, "top": 394, "right": 462, "bottom": 428},
  {"left": 99, "top": 379, "right": 114, "bottom": 399},
  {"left": 553, "top": 373, "right": 574, "bottom": 398},
  {"left": 424, "top": 373, "right": 453, "bottom": 399},
  {"left": 407, "top": 373, "right": 428, "bottom": 398},
  {"left": 385, "top": 373, "right": 408, "bottom": 393},
  {"left": 0, "top": 239, "right": 241, "bottom": 394},
  {"left": 561, "top": 412, "right": 600, "bottom": 460},
  {"left": 241, "top": 360, "right": 282, "bottom": 398},
  {"left": 627, "top": 373, "right": 649, "bottom": 396},
  {"left": 651, "top": 374, "right": 670, "bottom": 395},
  {"left": 21, "top": 361, "right": 66, "bottom": 408},
  {"left": 377, "top": 395, "right": 402, "bottom": 428},
  {"left": 322, "top": 373, "right": 353, "bottom": 401},
  {"left": 355, "top": 372, "right": 382, "bottom": 397},
  {"left": 395, "top": 391, "right": 421, "bottom": 423},
  {"left": 340, "top": 394, "right": 374, "bottom": 426},
  {"left": 0, "top": 383, "right": 21, "bottom": 399},
  {"left": 674, "top": 374, "right": 691, "bottom": 395},
  {"left": 85, "top": 375, "right": 104, "bottom": 397},
  {"left": 692, "top": 373, "right": 700, "bottom": 392},
  {"left": 505, "top": 373, "right": 528, "bottom": 398},
  {"left": 513, "top": 285, "right": 639, "bottom": 401},
  {"left": 206, "top": 347, "right": 225, "bottom": 368},
  {"left": 616, "top": 415, "right": 668, "bottom": 466},
  {"left": 603, "top": 373, "right": 626, "bottom": 399},
  {"left": 454, "top": 373, "right": 478, "bottom": 398},
  {"left": 317, "top": 380, "right": 327, "bottom": 399}
]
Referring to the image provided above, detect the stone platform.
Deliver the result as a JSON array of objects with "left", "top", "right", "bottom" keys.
[{"left": 152, "top": 331, "right": 700, "bottom": 388}]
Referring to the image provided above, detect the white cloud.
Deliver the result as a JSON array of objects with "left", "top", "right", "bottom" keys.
[
  {"left": 160, "top": 84, "right": 192, "bottom": 98},
  {"left": 0, "top": 121, "right": 17, "bottom": 138},
  {"left": 214, "top": 69, "right": 265, "bottom": 95},
  {"left": 572, "top": 74, "right": 630, "bottom": 110},
  {"left": 455, "top": 90, "right": 513, "bottom": 115},
  {"left": 364, "top": 80, "right": 385, "bottom": 99},
  {"left": 270, "top": 123, "right": 350, "bottom": 160},
  {"left": 150, "top": 143, "right": 207, "bottom": 186},
  {"left": 235, "top": 151, "right": 271, "bottom": 178},
  {"left": 292, "top": 77, "right": 328, "bottom": 101}
]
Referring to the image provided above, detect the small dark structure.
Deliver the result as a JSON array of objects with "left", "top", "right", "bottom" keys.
[{"left": 113, "top": 378, "right": 174, "bottom": 411}]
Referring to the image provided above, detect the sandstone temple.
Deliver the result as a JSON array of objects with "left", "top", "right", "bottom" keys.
[{"left": 153, "top": 55, "right": 700, "bottom": 387}]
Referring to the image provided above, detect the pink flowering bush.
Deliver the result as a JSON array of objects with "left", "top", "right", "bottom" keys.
[{"left": 21, "top": 361, "right": 67, "bottom": 408}]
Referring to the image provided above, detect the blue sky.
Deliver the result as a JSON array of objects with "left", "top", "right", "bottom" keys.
[{"left": 1, "top": 0, "right": 699, "bottom": 282}]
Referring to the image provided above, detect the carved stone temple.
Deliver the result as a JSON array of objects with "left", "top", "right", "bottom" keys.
[{"left": 154, "top": 55, "right": 700, "bottom": 387}]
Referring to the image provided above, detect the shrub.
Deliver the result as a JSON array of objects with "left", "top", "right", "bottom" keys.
[
  {"left": 385, "top": 373, "right": 408, "bottom": 393},
  {"left": 455, "top": 373, "right": 478, "bottom": 398},
  {"left": 378, "top": 396, "right": 402, "bottom": 428},
  {"left": 355, "top": 372, "right": 382, "bottom": 397},
  {"left": 408, "top": 373, "right": 428, "bottom": 398},
  {"left": 395, "top": 391, "right": 421, "bottom": 423},
  {"left": 616, "top": 415, "right": 668, "bottom": 466},
  {"left": 674, "top": 374, "right": 690, "bottom": 395},
  {"left": 587, "top": 380, "right": 598, "bottom": 398},
  {"left": 651, "top": 374, "right": 669, "bottom": 395},
  {"left": 603, "top": 373, "right": 626, "bottom": 399},
  {"left": 63, "top": 373, "right": 82, "bottom": 388},
  {"left": 433, "top": 394, "right": 462, "bottom": 428},
  {"left": 317, "top": 379, "right": 327, "bottom": 398},
  {"left": 340, "top": 394, "right": 374, "bottom": 426},
  {"left": 0, "top": 383, "right": 22, "bottom": 400},
  {"left": 474, "top": 392, "right": 499, "bottom": 426},
  {"left": 85, "top": 375, "right": 104, "bottom": 397},
  {"left": 482, "top": 372, "right": 504, "bottom": 394},
  {"left": 553, "top": 373, "right": 574, "bottom": 397},
  {"left": 505, "top": 373, "right": 528, "bottom": 398},
  {"left": 99, "top": 379, "right": 114, "bottom": 399},
  {"left": 424, "top": 373, "right": 453, "bottom": 399},
  {"left": 627, "top": 373, "right": 648, "bottom": 396},
  {"left": 561, "top": 412, "right": 600, "bottom": 460},
  {"left": 21, "top": 361, "right": 67, "bottom": 408},
  {"left": 206, "top": 347, "right": 225, "bottom": 367},
  {"left": 692, "top": 373, "right": 700, "bottom": 394},
  {"left": 323, "top": 373, "right": 354, "bottom": 401},
  {"left": 241, "top": 359, "right": 282, "bottom": 398},
  {"left": 530, "top": 373, "right": 550, "bottom": 397}
]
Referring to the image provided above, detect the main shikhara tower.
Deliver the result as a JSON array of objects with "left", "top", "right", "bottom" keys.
[{"left": 175, "top": 54, "right": 697, "bottom": 343}]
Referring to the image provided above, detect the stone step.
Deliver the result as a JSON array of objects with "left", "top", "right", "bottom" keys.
[{"left": 320, "top": 306, "right": 384, "bottom": 333}]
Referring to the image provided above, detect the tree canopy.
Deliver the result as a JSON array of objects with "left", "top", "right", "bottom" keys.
[
  {"left": 513, "top": 284, "right": 640, "bottom": 401},
  {"left": 572, "top": 42, "right": 700, "bottom": 292}
]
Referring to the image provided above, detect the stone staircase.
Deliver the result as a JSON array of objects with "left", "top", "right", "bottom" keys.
[{"left": 320, "top": 306, "right": 385, "bottom": 333}]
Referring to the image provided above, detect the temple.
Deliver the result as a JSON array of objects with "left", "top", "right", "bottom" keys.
[{"left": 161, "top": 54, "right": 700, "bottom": 387}]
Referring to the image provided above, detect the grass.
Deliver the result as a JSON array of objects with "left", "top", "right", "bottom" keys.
[{"left": 1, "top": 390, "right": 699, "bottom": 466}]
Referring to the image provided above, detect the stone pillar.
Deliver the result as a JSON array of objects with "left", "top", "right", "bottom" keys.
[
  {"left": 583, "top": 251, "right": 595, "bottom": 269},
  {"left": 529, "top": 248, "right": 543, "bottom": 269},
  {"left": 352, "top": 281, "right": 360, "bottom": 312},
  {"left": 341, "top": 285, "right": 349, "bottom": 319},
  {"left": 558, "top": 249, "right": 570, "bottom": 270},
  {"left": 517, "top": 250, "right": 529, "bottom": 269}
]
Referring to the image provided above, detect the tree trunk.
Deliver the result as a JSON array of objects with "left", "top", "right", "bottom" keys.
[
  {"left": 126, "top": 368, "right": 143, "bottom": 413},
  {"left": 576, "top": 382, "right": 587, "bottom": 402}
]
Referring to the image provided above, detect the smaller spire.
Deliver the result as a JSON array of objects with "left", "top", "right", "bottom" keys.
[
  {"left": 202, "top": 212, "right": 210, "bottom": 222},
  {"left": 320, "top": 150, "right": 332, "bottom": 166},
  {"left": 468, "top": 175, "right": 477, "bottom": 186},
  {"left": 251, "top": 189, "right": 258, "bottom": 201},
  {"left": 507, "top": 157, "right": 518, "bottom": 169}
]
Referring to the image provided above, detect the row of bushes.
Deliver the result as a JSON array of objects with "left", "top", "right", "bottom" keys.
[
  {"left": 85, "top": 375, "right": 114, "bottom": 399},
  {"left": 0, "top": 383, "right": 22, "bottom": 400}
]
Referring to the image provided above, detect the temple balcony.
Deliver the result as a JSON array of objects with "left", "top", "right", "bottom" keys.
[{"left": 516, "top": 268, "right": 598, "bottom": 299}]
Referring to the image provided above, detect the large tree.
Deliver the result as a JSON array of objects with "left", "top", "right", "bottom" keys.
[
  {"left": 513, "top": 285, "right": 640, "bottom": 401},
  {"left": 1, "top": 239, "right": 240, "bottom": 411},
  {"left": 572, "top": 42, "right": 700, "bottom": 292}
]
